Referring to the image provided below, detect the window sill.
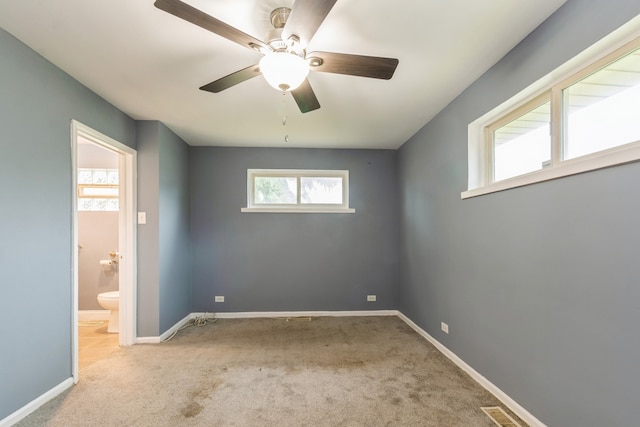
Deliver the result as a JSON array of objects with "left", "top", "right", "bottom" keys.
[
  {"left": 241, "top": 207, "right": 356, "bottom": 214},
  {"left": 461, "top": 141, "right": 640, "bottom": 199}
]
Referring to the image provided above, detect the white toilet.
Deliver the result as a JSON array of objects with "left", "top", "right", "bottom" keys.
[{"left": 97, "top": 291, "right": 119, "bottom": 333}]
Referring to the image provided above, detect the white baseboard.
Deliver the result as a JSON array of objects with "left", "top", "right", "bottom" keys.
[
  {"left": 213, "top": 310, "right": 400, "bottom": 319},
  {"left": 135, "top": 336, "right": 161, "bottom": 344},
  {"left": 136, "top": 310, "right": 398, "bottom": 343},
  {"left": 396, "top": 312, "right": 546, "bottom": 427},
  {"left": 0, "top": 377, "right": 73, "bottom": 427},
  {"left": 136, "top": 310, "right": 398, "bottom": 344},
  {"left": 78, "top": 310, "right": 110, "bottom": 322},
  {"left": 136, "top": 312, "right": 196, "bottom": 344}
]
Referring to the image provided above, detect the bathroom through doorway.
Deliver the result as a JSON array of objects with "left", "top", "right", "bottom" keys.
[{"left": 71, "top": 121, "right": 137, "bottom": 382}]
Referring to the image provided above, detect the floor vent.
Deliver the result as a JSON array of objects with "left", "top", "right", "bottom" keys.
[
  {"left": 481, "top": 407, "right": 523, "bottom": 427},
  {"left": 284, "top": 317, "right": 312, "bottom": 322}
]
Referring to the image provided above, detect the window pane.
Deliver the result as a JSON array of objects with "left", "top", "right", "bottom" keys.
[
  {"left": 78, "top": 198, "right": 93, "bottom": 211},
  {"left": 106, "top": 199, "right": 119, "bottom": 211},
  {"left": 107, "top": 169, "right": 119, "bottom": 184},
  {"left": 254, "top": 177, "right": 297, "bottom": 204},
  {"left": 93, "top": 199, "right": 108, "bottom": 211},
  {"left": 92, "top": 169, "right": 108, "bottom": 184},
  {"left": 564, "top": 48, "right": 640, "bottom": 160},
  {"left": 78, "top": 169, "right": 92, "bottom": 184},
  {"left": 300, "top": 177, "right": 343, "bottom": 204},
  {"left": 493, "top": 101, "right": 551, "bottom": 182}
]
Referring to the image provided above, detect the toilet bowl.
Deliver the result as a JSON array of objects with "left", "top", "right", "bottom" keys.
[{"left": 97, "top": 291, "right": 119, "bottom": 333}]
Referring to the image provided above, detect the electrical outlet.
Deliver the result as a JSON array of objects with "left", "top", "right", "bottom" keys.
[
  {"left": 214, "top": 296, "right": 224, "bottom": 303},
  {"left": 441, "top": 322, "right": 449, "bottom": 334},
  {"left": 366, "top": 295, "right": 377, "bottom": 302}
]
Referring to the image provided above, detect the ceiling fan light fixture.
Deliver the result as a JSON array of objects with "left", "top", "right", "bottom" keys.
[{"left": 259, "top": 51, "right": 309, "bottom": 92}]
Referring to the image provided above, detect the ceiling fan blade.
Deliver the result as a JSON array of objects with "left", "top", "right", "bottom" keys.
[
  {"left": 291, "top": 79, "right": 321, "bottom": 113},
  {"left": 281, "top": 0, "right": 337, "bottom": 47},
  {"left": 154, "top": 0, "right": 268, "bottom": 52},
  {"left": 307, "top": 51, "right": 399, "bottom": 80},
  {"left": 199, "top": 65, "right": 261, "bottom": 93}
]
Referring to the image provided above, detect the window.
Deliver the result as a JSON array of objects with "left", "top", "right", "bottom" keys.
[
  {"left": 77, "top": 168, "right": 119, "bottom": 211},
  {"left": 490, "top": 94, "right": 551, "bottom": 182},
  {"left": 464, "top": 19, "right": 640, "bottom": 199},
  {"left": 563, "top": 49, "right": 640, "bottom": 160},
  {"left": 242, "top": 169, "right": 355, "bottom": 213}
]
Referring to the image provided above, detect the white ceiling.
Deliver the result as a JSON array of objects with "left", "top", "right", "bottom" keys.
[{"left": 0, "top": 0, "right": 566, "bottom": 149}]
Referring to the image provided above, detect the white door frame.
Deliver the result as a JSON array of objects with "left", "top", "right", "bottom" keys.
[{"left": 71, "top": 120, "right": 137, "bottom": 383}]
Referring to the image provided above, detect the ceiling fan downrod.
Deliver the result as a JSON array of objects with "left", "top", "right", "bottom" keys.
[{"left": 265, "top": 7, "right": 304, "bottom": 56}]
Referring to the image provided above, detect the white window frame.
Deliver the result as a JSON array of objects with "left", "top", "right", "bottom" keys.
[
  {"left": 463, "top": 15, "right": 640, "bottom": 199},
  {"left": 241, "top": 169, "right": 355, "bottom": 213},
  {"left": 487, "top": 92, "right": 552, "bottom": 183}
]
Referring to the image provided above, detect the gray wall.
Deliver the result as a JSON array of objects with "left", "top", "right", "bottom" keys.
[
  {"left": 136, "top": 121, "right": 161, "bottom": 336},
  {"left": 397, "top": 1, "right": 640, "bottom": 426},
  {"left": 137, "top": 121, "right": 191, "bottom": 337},
  {"left": 190, "top": 147, "right": 399, "bottom": 312},
  {"left": 0, "top": 28, "right": 136, "bottom": 420},
  {"left": 158, "top": 123, "right": 192, "bottom": 333}
]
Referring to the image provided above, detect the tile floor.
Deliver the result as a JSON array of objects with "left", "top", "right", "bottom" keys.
[{"left": 78, "top": 321, "right": 120, "bottom": 371}]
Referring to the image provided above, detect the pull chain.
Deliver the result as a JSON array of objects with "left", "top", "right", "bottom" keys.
[{"left": 282, "top": 92, "right": 289, "bottom": 143}]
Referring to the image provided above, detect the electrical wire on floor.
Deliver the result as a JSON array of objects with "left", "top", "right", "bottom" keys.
[{"left": 162, "top": 313, "right": 217, "bottom": 342}]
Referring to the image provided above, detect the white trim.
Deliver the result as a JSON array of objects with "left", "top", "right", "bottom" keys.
[
  {"left": 78, "top": 310, "right": 110, "bottom": 322},
  {"left": 136, "top": 312, "right": 196, "bottom": 344},
  {"left": 70, "top": 125, "right": 79, "bottom": 384},
  {"left": 462, "top": 141, "right": 640, "bottom": 198},
  {"left": 135, "top": 336, "right": 163, "bottom": 345},
  {"left": 71, "top": 120, "right": 138, "bottom": 384},
  {"left": 241, "top": 207, "right": 355, "bottom": 214},
  {"left": 135, "top": 311, "right": 399, "bottom": 343},
  {"left": 117, "top": 147, "right": 138, "bottom": 348},
  {"left": 0, "top": 378, "right": 73, "bottom": 427},
  {"left": 396, "top": 312, "right": 547, "bottom": 427},
  {"left": 464, "top": 14, "right": 640, "bottom": 198},
  {"left": 213, "top": 310, "right": 399, "bottom": 319}
]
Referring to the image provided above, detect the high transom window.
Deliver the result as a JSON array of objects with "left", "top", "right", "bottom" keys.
[
  {"left": 464, "top": 22, "right": 640, "bottom": 199},
  {"left": 242, "top": 169, "right": 354, "bottom": 213}
]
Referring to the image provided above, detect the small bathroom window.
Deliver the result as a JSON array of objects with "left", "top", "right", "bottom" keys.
[{"left": 77, "top": 168, "right": 119, "bottom": 211}]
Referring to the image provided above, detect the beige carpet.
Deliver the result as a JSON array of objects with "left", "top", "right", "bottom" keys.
[{"left": 18, "top": 316, "right": 525, "bottom": 426}]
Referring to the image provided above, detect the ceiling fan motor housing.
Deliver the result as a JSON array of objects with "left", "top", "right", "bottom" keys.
[
  {"left": 266, "top": 7, "right": 303, "bottom": 57},
  {"left": 266, "top": 7, "right": 289, "bottom": 50}
]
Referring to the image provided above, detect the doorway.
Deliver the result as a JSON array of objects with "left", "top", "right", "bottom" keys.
[{"left": 71, "top": 120, "right": 137, "bottom": 383}]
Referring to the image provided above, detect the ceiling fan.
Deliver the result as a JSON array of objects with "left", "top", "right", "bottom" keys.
[{"left": 154, "top": 0, "right": 399, "bottom": 113}]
